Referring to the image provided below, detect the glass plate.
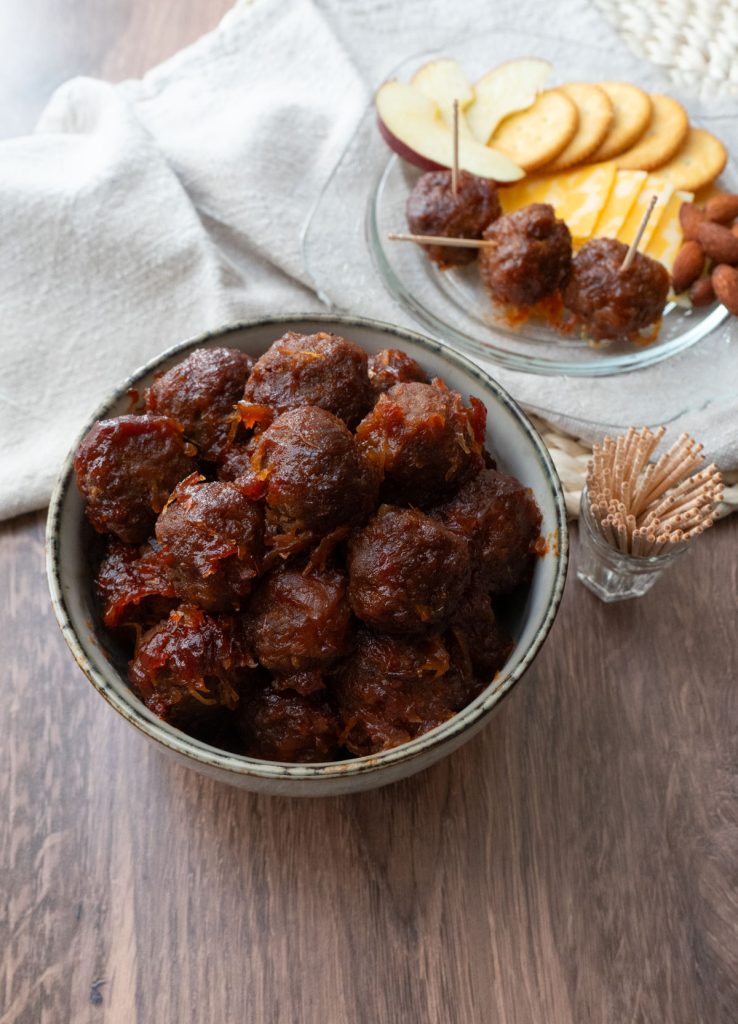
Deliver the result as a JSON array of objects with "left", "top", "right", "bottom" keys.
[{"left": 304, "top": 29, "right": 734, "bottom": 377}]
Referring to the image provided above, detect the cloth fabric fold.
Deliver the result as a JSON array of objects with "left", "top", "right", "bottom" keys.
[{"left": 0, "top": 0, "right": 735, "bottom": 520}]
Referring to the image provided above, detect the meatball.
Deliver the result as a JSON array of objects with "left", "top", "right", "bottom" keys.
[
  {"left": 433, "top": 469, "right": 542, "bottom": 595},
  {"left": 241, "top": 331, "right": 372, "bottom": 428},
  {"left": 478, "top": 203, "right": 572, "bottom": 307},
  {"left": 74, "top": 414, "right": 197, "bottom": 544},
  {"left": 348, "top": 506, "right": 470, "bottom": 633},
  {"left": 250, "top": 406, "right": 380, "bottom": 541},
  {"left": 563, "top": 237, "right": 670, "bottom": 341},
  {"left": 447, "top": 582, "right": 514, "bottom": 681},
  {"left": 154, "top": 474, "right": 263, "bottom": 611},
  {"left": 250, "top": 563, "right": 353, "bottom": 690},
  {"left": 145, "top": 347, "right": 252, "bottom": 461},
  {"left": 335, "top": 631, "right": 474, "bottom": 756},
  {"left": 406, "top": 170, "right": 501, "bottom": 269},
  {"left": 355, "top": 381, "right": 485, "bottom": 507},
  {"left": 129, "top": 605, "right": 255, "bottom": 728},
  {"left": 96, "top": 540, "right": 176, "bottom": 629},
  {"left": 368, "top": 348, "right": 428, "bottom": 399},
  {"left": 238, "top": 685, "right": 340, "bottom": 763},
  {"left": 216, "top": 441, "right": 256, "bottom": 482}
]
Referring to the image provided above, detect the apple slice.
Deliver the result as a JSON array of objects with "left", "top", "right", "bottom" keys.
[
  {"left": 411, "top": 58, "right": 475, "bottom": 136},
  {"left": 376, "top": 80, "right": 524, "bottom": 181},
  {"left": 466, "top": 57, "right": 552, "bottom": 144}
]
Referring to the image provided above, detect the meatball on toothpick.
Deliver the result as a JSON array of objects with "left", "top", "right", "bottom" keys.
[{"left": 405, "top": 169, "right": 502, "bottom": 269}]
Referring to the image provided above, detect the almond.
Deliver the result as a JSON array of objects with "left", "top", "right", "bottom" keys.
[
  {"left": 696, "top": 220, "right": 738, "bottom": 265},
  {"left": 732, "top": 223, "right": 738, "bottom": 239},
  {"left": 689, "top": 276, "right": 715, "bottom": 308},
  {"left": 712, "top": 264, "right": 738, "bottom": 316},
  {"left": 679, "top": 202, "right": 707, "bottom": 241},
  {"left": 671, "top": 240, "right": 705, "bottom": 293},
  {"left": 705, "top": 192, "right": 738, "bottom": 224}
]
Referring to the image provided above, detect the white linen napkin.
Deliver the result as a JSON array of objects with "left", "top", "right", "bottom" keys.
[{"left": 0, "top": 0, "right": 736, "bottom": 520}]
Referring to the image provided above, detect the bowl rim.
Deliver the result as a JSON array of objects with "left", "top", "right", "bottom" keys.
[{"left": 46, "top": 313, "right": 569, "bottom": 782}]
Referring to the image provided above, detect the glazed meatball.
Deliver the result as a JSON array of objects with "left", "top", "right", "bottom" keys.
[
  {"left": 96, "top": 540, "right": 176, "bottom": 629},
  {"left": 241, "top": 332, "right": 372, "bottom": 428},
  {"left": 356, "top": 381, "right": 485, "bottom": 507},
  {"left": 216, "top": 441, "right": 256, "bottom": 483},
  {"left": 433, "top": 469, "right": 542, "bottom": 595},
  {"left": 238, "top": 685, "right": 341, "bottom": 763},
  {"left": 154, "top": 474, "right": 263, "bottom": 611},
  {"left": 478, "top": 203, "right": 572, "bottom": 307},
  {"left": 368, "top": 348, "right": 428, "bottom": 399},
  {"left": 250, "top": 563, "right": 353, "bottom": 691},
  {"left": 447, "top": 582, "right": 514, "bottom": 681},
  {"left": 145, "top": 347, "right": 252, "bottom": 461},
  {"left": 563, "top": 237, "right": 670, "bottom": 341},
  {"left": 129, "top": 605, "right": 255, "bottom": 728},
  {"left": 406, "top": 170, "right": 501, "bottom": 269},
  {"left": 348, "top": 506, "right": 470, "bottom": 633},
  {"left": 74, "top": 414, "right": 197, "bottom": 544},
  {"left": 335, "top": 631, "right": 474, "bottom": 756},
  {"left": 250, "top": 406, "right": 380, "bottom": 540}
]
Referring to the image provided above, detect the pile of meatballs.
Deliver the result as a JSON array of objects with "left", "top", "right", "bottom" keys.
[
  {"left": 406, "top": 170, "right": 670, "bottom": 342},
  {"left": 74, "top": 331, "right": 542, "bottom": 763}
]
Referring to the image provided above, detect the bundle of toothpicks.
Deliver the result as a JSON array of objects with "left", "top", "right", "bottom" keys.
[{"left": 586, "top": 427, "right": 724, "bottom": 557}]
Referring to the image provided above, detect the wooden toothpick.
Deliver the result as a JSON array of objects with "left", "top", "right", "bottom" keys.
[
  {"left": 621, "top": 195, "right": 658, "bottom": 272},
  {"left": 387, "top": 232, "right": 494, "bottom": 249},
  {"left": 451, "top": 98, "right": 460, "bottom": 196},
  {"left": 586, "top": 426, "right": 723, "bottom": 557}
]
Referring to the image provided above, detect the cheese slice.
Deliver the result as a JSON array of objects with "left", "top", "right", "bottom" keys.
[
  {"left": 591, "top": 170, "right": 647, "bottom": 239},
  {"left": 646, "top": 189, "right": 694, "bottom": 272},
  {"left": 617, "top": 177, "right": 673, "bottom": 249},
  {"left": 498, "top": 161, "right": 616, "bottom": 239}
]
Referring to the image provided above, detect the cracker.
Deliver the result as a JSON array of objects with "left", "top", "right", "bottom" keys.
[
  {"left": 488, "top": 89, "right": 579, "bottom": 172},
  {"left": 615, "top": 94, "right": 689, "bottom": 172},
  {"left": 543, "top": 82, "right": 613, "bottom": 171},
  {"left": 589, "top": 82, "right": 652, "bottom": 162},
  {"left": 649, "top": 127, "right": 728, "bottom": 193}
]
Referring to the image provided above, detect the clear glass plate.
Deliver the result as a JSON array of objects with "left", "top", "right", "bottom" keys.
[{"left": 304, "top": 29, "right": 734, "bottom": 377}]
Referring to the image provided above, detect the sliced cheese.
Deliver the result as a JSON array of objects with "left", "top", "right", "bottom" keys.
[
  {"left": 498, "top": 161, "right": 616, "bottom": 240},
  {"left": 591, "top": 170, "right": 647, "bottom": 239},
  {"left": 646, "top": 189, "right": 694, "bottom": 272},
  {"left": 617, "top": 177, "right": 673, "bottom": 249}
]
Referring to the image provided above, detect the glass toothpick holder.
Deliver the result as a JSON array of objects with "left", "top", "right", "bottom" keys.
[{"left": 577, "top": 485, "right": 689, "bottom": 603}]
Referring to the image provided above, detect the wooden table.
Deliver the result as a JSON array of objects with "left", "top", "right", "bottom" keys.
[{"left": 1, "top": 4, "right": 736, "bottom": 1022}]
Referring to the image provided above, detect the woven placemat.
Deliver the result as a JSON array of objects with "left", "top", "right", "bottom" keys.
[{"left": 537, "top": 0, "right": 738, "bottom": 517}]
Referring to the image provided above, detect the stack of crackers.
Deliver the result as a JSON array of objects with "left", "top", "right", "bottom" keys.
[
  {"left": 486, "top": 81, "right": 727, "bottom": 273},
  {"left": 489, "top": 81, "right": 726, "bottom": 192}
]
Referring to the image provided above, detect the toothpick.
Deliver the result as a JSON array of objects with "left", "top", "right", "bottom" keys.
[
  {"left": 452, "top": 98, "right": 460, "bottom": 196},
  {"left": 621, "top": 195, "right": 658, "bottom": 272},
  {"left": 387, "top": 232, "right": 493, "bottom": 249},
  {"left": 585, "top": 425, "right": 722, "bottom": 559}
]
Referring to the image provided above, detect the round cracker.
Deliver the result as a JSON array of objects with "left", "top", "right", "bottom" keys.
[
  {"left": 589, "top": 82, "right": 652, "bottom": 161},
  {"left": 616, "top": 94, "right": 689, "bottom": 172},
  {"left": 488, "top": 89, "right": 579, "bottom": 172},
  {"left": 543, "top": 82, "right": 614, "bottom": 171},
  {"left": 650, "top": 127, "right": 727, "bottom": 192}
]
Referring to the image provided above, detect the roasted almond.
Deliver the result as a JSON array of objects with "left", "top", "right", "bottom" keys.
[
  {"left": 732, "top": 223, "right": 738, "bottom": 239},
  {"left": 712, "top": 264, "right": 738, "bottom": 315},
  {"left": 671, "top": 240, "right": 705, "bottom": 293},
  {"left": 679, "top": 202, "right": 707, "bottom": 241},
  {"left": 696, "top": 220, "right": 738, "bottom": 265},
  {"left": 689, "top": 276, "right": 715, "bottom": 307},
  {"left": 705, "top": 192, "right": 738, "bottom": 224}
]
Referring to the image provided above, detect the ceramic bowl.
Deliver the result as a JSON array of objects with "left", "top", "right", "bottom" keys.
[{"left": 47, "top": 315, "right": 568, "bottom": 796}]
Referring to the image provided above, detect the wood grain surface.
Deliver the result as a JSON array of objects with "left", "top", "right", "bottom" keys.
[{"left": 1, "top": 4, "right": 737, "bottom": 1023}]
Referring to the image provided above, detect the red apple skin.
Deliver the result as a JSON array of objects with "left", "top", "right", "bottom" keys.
[{"left": 377, "top": 116, "right": 446, "bottom": 173}]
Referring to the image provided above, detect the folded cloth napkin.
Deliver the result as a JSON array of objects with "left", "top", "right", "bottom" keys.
[{"left": 1, "top": 0, "right": 736, "bottom": 520}]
